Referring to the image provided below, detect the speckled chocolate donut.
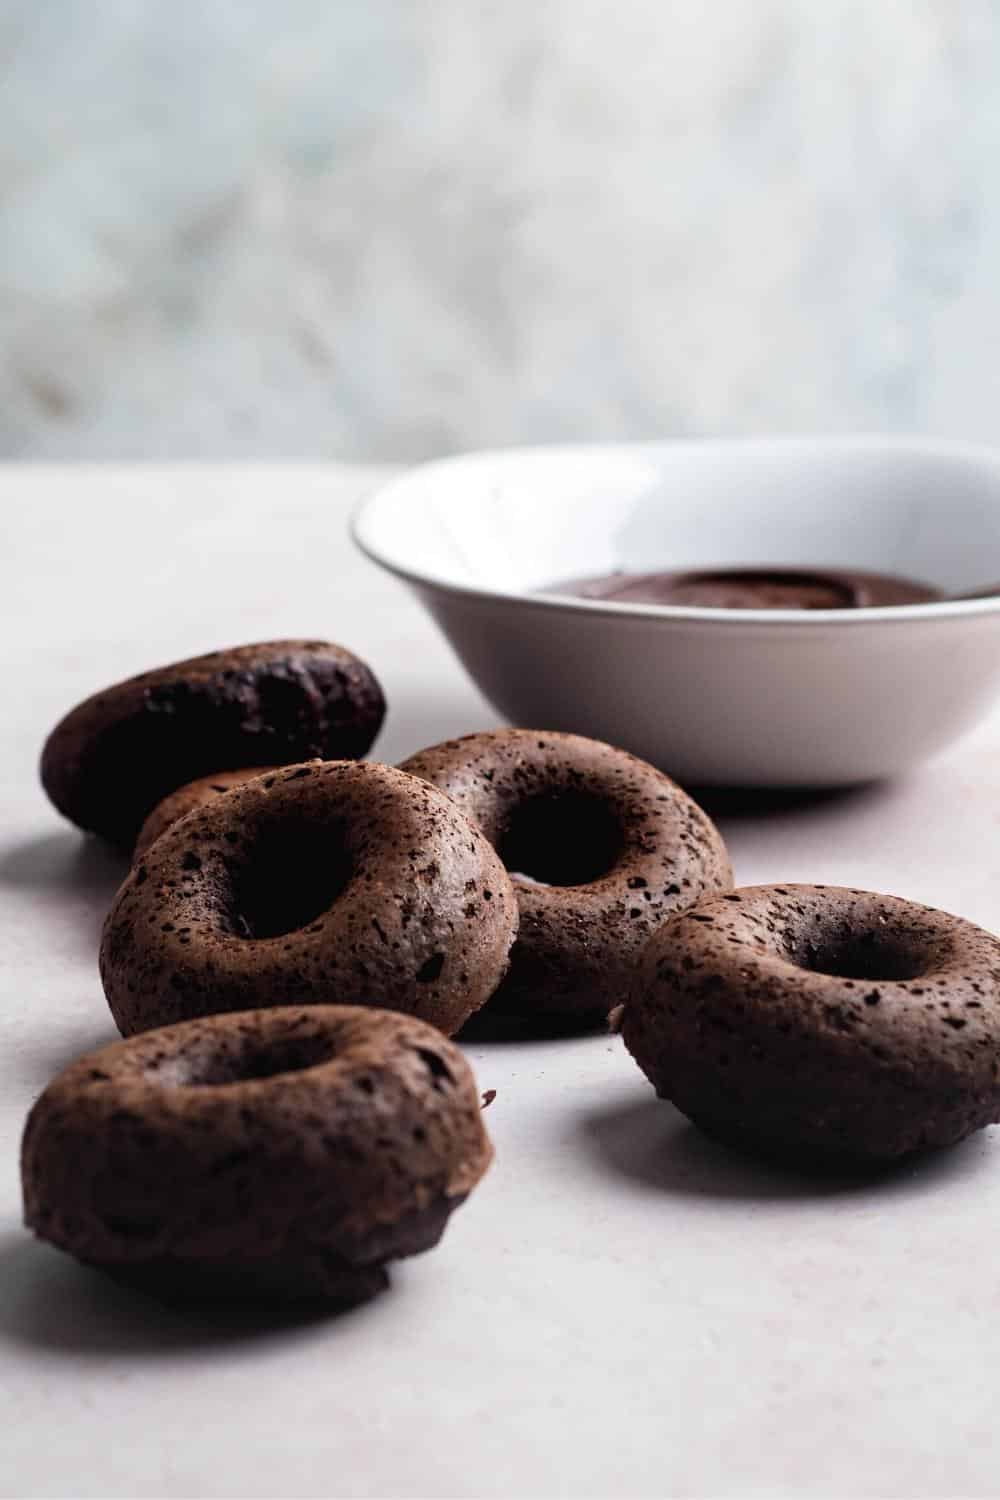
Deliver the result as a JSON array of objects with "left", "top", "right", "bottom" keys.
[
  {"left": 41, "top": 640, "right": 386, "bottom": 848},
  {"left": 22, "top": 1005, "right": 494, "bottom": 1302},
  {"left": 400, "top": 731, "right": 732, "bottom": 1023},
  {"left": 101, "top": 760, "right": 518, "bottom": 1037},
  {"left": 133, "top": 766, "right": 274, "bottom": 861},
  {"left": 623, "top": 883, "right": 1000, "bottom": 1164}
]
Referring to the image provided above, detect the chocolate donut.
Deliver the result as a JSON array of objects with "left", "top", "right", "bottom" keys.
[
  {"left": 623, "top": 883, "right": 1000, "bottom": 1163},
  {"left": 41, "top": 640, "right": 385, "bottom": 848},
  {"left": 400, "top": 731, "right": 732, "bottom": 1023},
  {"left": 101, "top": 760, "right": 518, "bottom": 1037},
  {"left": 133, "top": 766, "right": 273, "bottom": 860},
  {"left": 21, "top": 1005, "right": 493, "bottom": 1302}
]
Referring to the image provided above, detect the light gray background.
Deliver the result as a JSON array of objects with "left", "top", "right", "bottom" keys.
[{"left": 2, "top": 1, "right": 999, "bottom": 460}]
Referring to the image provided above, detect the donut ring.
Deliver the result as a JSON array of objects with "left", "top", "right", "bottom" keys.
[
  {"left": 41, "top": 640, "right": 385, "bottom": 848},
  {"left": 400, "top": 730, "right": 732, "bottom": 1023},
  {"left": 100, "top": 760, "right": 518, "bottom": 1038},
  {"left": 133, "top": 767, "right": 273, "bottom": 861},
  {"left": 623, "top": 883, "right": 1000, "bottom": 1163},
  {"left": 21, "top": 1005, "right": 494, "bottom": 1302}
]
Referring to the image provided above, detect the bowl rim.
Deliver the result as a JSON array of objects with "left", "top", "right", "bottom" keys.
[{"left": 351, "top": 435, "right": 1000, "bottom": 628}]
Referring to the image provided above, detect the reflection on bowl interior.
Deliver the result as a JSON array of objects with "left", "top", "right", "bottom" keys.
[{"left": 361, "top": 442, "right": 1000, "bottom": 603}]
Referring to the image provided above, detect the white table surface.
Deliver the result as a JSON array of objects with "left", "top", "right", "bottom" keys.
[{"left": 4, "top": 466, "right": 1000, "bottom": 1500}]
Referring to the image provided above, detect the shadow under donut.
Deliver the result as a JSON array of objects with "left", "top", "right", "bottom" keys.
[
  {"left": 457, "top": 1005, "right": 608, "bottom": 1044},
  {"left": 0, "top": 1232, "right": 385, "bottom": 1356},
  {"left": 0, "top": 830, "right": 128, "bottom": 942},
  {"left": 576, "top": 1092, "right": 995, "bottom": 1203}
]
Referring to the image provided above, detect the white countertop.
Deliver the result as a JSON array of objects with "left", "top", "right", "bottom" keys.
[{"left": 3, "top": 466, "right": 1000, "bottom": 1500}]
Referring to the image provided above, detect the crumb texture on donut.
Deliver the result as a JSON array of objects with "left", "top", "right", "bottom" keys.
[
  {"left": 133, "top": 766, "right": 273, "bottom": 860},
  {"left": 624, "top": 883, "right": 1000, "bottom": 1163},
  {"left": 100, "top": 760, "right": 518, "bottom": 1038},
  {"left": 41, "top": 640, "right": 386, "bottom": 847},
  {"left": 21, "top": 1006, "right": 494, "bottom": 1301},
  {"left": 401, "top": 730, "right": 732, "bottom": 1023}
]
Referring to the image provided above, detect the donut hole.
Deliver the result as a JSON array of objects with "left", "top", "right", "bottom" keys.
[
  {"left": 229, "top": 819, "right": 352, "bottom": 939},
  {"left": 498, "top": 791, "right": 623, "bottom": 887},
  {"left": 789, "top": 925, "right": 931, "bottom": 982},
  {"left": 148, "top": 1032, "right": 336, "bottom": 1088}
]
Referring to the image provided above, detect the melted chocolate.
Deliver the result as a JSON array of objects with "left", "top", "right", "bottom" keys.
[{"left": 545, "top": 566, "right": 941, "bottom": 610}]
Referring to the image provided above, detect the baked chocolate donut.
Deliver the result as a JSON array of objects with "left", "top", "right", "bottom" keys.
[
  {"left": 101, "top": 760, "right": 518, "bottom": 1037},
  {"left": 41, "top": 640, "right": 385, "bottom": 848},
  {"left": 133, "top": 766, "right": 273, "bottom": 860},
  {"left": 400, "top": 731, "right": 732, "bottom": 1023},
  {"left": 22, "top": 1005, "right": 493, "bottom": 1302},
  {"left": 623, "top": 883, "right": 1000, "bottom": 1164}
]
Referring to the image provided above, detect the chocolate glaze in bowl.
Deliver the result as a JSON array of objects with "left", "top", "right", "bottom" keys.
[{"left": 546, "top": 567, "right": 942, "bottom": 610}]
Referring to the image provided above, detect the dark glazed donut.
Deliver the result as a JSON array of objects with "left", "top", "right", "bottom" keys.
[
  {"left": 133, "top": 766, "right": 273, "bottom": 860},
  {"left": 21, "top": 1006, "right": 493, "bottom": 1302},
  {"left": 41, "top": 640, "right": 386, "bottom": 848},
  {"left": 623, "top": 883, "right": 1000, "bottom": 1164},
  {"left": 400, "top": 730, "right": 732, "bottom": 1024},
  {"left": 101, "top": 760, "right": 518, "bottom": 1037}
]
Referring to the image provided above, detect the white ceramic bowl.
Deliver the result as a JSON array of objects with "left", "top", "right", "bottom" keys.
[{"left": 353, "top": 438, "right": 1000, "bottom": 786}]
